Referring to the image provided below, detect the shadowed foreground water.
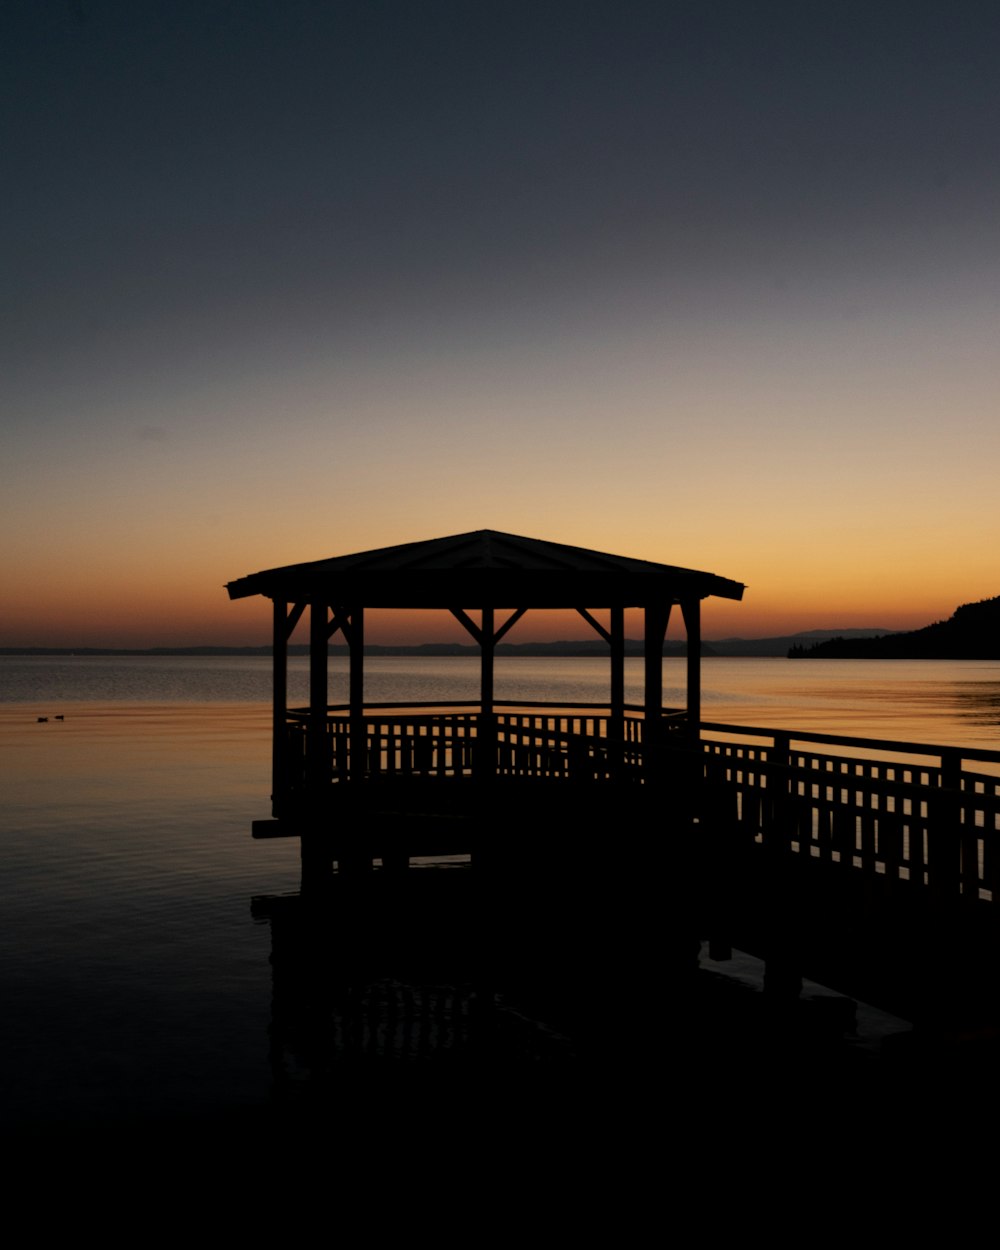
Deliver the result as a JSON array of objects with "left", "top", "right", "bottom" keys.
[{"left": 3, "top": 657, "right": 1000, "bottom": 1156}]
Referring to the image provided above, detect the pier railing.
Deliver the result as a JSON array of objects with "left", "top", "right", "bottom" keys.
[
  {"left": 273, "top": 703, "right": 1000, "bottom": 1021},
  {"left": 698, "top": 722, "right": 1000, "bottom": 904},
  {"left": 695, "top": 722, "right": 1000, "bottom": 1019}
]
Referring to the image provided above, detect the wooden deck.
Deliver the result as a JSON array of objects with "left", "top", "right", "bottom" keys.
[{"left": 256, "top": 700, "right": 1000, "bottom": 1028}]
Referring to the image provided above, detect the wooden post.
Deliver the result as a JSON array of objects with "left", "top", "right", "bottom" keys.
[
  {"left": 349, "top": 606, "right": 365, "bottom": 784},
  {"left": 927, "top": 748, "right": 962, "bottom": 923},
  {"left": 762, "top": 729, "right": 802, "bottom": 999},
  {"left": 272, "top": 598, "right": 288, "bottom": 812},
  {"left": 679, "top": 597, "right": 704, "bottom": 946},
  {"left": 480, "top": 606, "right": 495, "bottom": 779},
  {"left": 681, "top": 597, "right": 701, "bottom": 738},
  {"left": 643, "top": 602, "right": 671, "bottom": 795},
  {"left": 610, "top": 605, "right": 625, "bottom": 777},
  {"left": 644, "top": 603, "right": 670, "bottom": 726},
  {"left": 308, "top": 600, "right": 329, "bottom": 791},
  {"left": 301, "top": 601, "right": 331, "bottom": 879},
  {"left": 481, "top": 606, "right": 494, "bottom": 717}
]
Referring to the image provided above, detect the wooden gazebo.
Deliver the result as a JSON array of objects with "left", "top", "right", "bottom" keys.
[{"left": 227, "top": 530, "right": 744, "bottom": 863}]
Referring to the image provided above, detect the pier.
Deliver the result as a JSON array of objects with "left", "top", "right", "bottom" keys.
[
  {"left": 228, "top": 530, "right": 1000, "bottom": 1033},
  {"left": 699, "top": 722, "right": 1000, "bottom": 1026}
]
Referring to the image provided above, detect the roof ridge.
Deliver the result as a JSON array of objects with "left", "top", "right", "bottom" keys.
[{"left": 226, "top": 529, "right": 745, "bottom": 604}]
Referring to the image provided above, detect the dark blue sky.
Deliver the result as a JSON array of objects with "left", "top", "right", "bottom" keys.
[{"left": 4, "top": 1, "right": 1000, "bottom": 644}]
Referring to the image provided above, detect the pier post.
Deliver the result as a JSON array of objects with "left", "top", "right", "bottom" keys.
[
  {"left": 643, "top": 602, "right": 671, "bottom": 777},
  {"left": 643, "top": 603, "right": 670, "bottom": 720},
  {"left": 478, "top": 606, "right": 496, "bottom": 781},
  {"left": 762, "top": 731, "right": 803, "bottom": 1000},
  {"left": 300, "top": 824, "right": 335, "bottom": 893},
  {"left": 307, "top": 600, "right": 329, "bottom": 795},
  {"left": 349, "top": 606, "right": 365, "bottom": 784},
  {"left": 272, "top": 598, "right": 289, "bottom": 811},
  {"left": 610, "top": 605, "right": 624, "bottom": 779}
]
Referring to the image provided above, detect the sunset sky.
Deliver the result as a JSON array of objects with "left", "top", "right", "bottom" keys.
[{"left": 3, "top": 2, "right": 998, "bottom": 648}]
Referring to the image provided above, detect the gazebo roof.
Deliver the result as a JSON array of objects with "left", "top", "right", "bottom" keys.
[{"left": 226, "top": 529, "right": 744, "bottom": 609}]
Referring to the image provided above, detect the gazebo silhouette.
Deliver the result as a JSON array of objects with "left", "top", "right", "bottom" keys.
[{"left": 227, "top": 529, "right": 744, "bottom": 870}]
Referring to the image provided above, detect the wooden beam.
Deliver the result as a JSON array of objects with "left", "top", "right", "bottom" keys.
[
  {"left": 575, "top": 607, "right": 611, "bottom": 644},
  {"left": 327, "top": 604, "right": 355, "bottom": 644},
  {"left": 449, "top": 607, "right": 482, "bottom": 645},
  {"left": 284, "top": 601, "right": 306, "bottom": 641},
  {"left": 493, "top": 606, "right": 527, "bottom": 645}
]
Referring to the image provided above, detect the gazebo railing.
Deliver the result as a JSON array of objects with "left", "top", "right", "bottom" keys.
[
  {"left": 498, "top": 710, "right": 621, "bottom": 782},
  {"left": 281, "top": 701, "right": 688, "bottom": 791}
]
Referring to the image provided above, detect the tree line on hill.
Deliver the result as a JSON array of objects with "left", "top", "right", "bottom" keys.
[{"left": 788, "top": 595, "right": 1000, "bottom": 659}]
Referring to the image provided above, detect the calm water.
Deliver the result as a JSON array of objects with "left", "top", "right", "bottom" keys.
[
  {"left": 6, "top": 652, "right": 1000, "bottom": 745},
  {"left": 2, "top": 655, "right": 1000, "bottom": 1132}
]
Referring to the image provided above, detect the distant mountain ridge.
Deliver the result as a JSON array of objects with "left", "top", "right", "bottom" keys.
[
  {"left": 3, "top": 628, "right": 894, "bottom": 659},
  {"left": 789, "top": 596, "right": 1000, "bottom": 659}
]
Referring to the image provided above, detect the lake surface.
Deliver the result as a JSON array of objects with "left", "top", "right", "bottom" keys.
[
  {"left": 3, "top": 655, "right": 1000, "bottom": 1136},
  {"left": 6, "top": 652, "right": 1000, "bottom": 745}
]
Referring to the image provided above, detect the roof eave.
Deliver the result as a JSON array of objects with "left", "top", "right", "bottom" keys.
[{"left": 226, "top": 569, "right": 745, "bottom": 606}]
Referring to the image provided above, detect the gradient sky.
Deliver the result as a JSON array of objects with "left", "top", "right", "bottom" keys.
[{"left": 3, "top": 1, "right": 998, "bottom": 647}]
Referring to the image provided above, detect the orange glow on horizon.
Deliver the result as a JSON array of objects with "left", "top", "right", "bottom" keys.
[
  {"left": 0, "top": 589, "right": 976, "bottom": 651},
  {"left": 2, "top": 495, "right": 993, "bottom": 648}
]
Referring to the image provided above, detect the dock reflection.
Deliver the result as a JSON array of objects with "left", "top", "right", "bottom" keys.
[{"left": 250, "top": 844, "right": 678, "bottom": 1108}]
